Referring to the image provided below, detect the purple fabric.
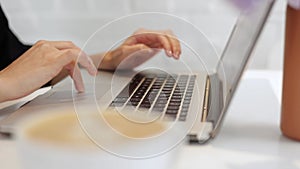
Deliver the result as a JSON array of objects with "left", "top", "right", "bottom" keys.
[
  {"left": 228, "top": 0, "right": 257, "bottom": 10},
  {"left": 288, "top": 0, "right": 300, "bottom": 9}
]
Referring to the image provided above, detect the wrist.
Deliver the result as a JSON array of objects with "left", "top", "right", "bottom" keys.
[
  {"left": 0, "top": 73, "right": 13, "bottom": 102},
  {"left": 101, "top": 50, "right": 116, "bottom": 70},
  {"left": 93, "top": 50, "right": 119, "bottom": 71},
  {"left": 0, "top": 81, "right": 6, "bottom": 103}
]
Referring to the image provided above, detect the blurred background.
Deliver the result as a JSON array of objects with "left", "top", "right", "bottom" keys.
[{"left": 0, "top": 0, "right": 286, "bottom": 70}]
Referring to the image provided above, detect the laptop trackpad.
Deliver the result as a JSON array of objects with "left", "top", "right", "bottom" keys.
[
  {"left": 0, "top": 84, "right": 112, "bottom": 134},
  {"left": 27, "top": 84, "right": 111, "bottom": 106}
]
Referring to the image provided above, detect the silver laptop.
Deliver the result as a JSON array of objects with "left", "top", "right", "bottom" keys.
[{"left": 0, "top": 0, "right": 274, "bottom": 144}]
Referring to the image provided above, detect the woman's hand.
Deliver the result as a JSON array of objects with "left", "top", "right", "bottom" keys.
[
  {"left": 0, "top": 40, "right": 97, "bottom": 102},
  {"left": 94, "top": 28, "right": 181, "bottom": 70}
]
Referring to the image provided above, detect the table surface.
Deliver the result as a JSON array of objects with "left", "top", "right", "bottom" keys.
[{"left": 1, "top": 70, "right": 300, "bottom": 169}]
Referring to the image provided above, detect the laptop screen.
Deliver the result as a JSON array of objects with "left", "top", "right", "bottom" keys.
[{"left": 217, "top": 0, "right": 275, "bottom": 106}]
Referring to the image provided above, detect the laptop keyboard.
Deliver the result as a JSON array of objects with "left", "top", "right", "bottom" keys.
[{"left": 109, "top": 72, "right": 196, "bottom": 121}]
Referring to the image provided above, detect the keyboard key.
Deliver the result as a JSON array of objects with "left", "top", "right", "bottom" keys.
[
  {"left": 179, "top": 116, "right": 186, "bottom": 121},
  {"left": 154, "top": 103, "right": 166, "bottom": 108},
  {"left": 183, "top": 100, "right": 190, "bottom": 104},
  {"left": 166, "top": 109, "right": 178, "bottom": 114},
  {"left": 184, "top": 96, "right": 191, "bottom": 100},
  {"left": 110, "top": 102, "right": 124, "bottom": 107},
  {"left": 163, "top": 114, "right": 177, "bottom": 121},
  {"left": 161, "top": 92, "right": 172, "bottom": 97},
  {"left": 129, "top": 97, "right": 140, "bottom": 102},
  {"left": 169, "top": 102, "right": 181, "bottom": 106},
  {"left": 181, "top": 107, "right": 189, "bottom": 112},
  {"left": 167, "top": 105, "right": 180, "bottom": 110},
  {"left": 114, "top": 97, "right": 128, "bottom": 102},
  {"left": 170, "top": 98, "right": 181, "bottom": 103},
  {"left": 152, "top": 107, "right": 165, "bottom": 112},
  {"left": 185, "top": 93, "right": 193, "bottom": 97},
  {"left": 140, "top": 103, "right": 151, "bottom": 109},
  {"left": 110, "top": 96, "right": 129, "bottom": 107},
  {"left": 152, "top": 86, "right": 161, "bottom": 90},
  {"left": 164, "top": 85, "right": 174, "bottom": 89},
  {"left": 109, "top": 72, "right": 196, "bottom": 122},
  {"left": 163, "top": 85, "right": 173, "bottom": 89},
  {"left": 187, "top": 86, "right": 194, "bottom": 89},
  {"left": 132, "top": 94, "right": 142, "bottom": 99},
  {"left": 182, "top": 104, "right": 190, "bottom": 109},
  {"left": 172, "top": 93, "right": 183, "bottom": 97},
  {"left": 171, "top": 95, "right": 182, "bottom": 99}
]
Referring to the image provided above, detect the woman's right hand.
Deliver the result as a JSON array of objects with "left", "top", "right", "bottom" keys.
[{"left": 0, "top": 40, "right": 97, "bottom": 102}]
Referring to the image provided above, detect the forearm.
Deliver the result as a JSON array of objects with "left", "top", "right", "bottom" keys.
[{"left": 0, "top": 76, "right": 9, "bottom": 102}]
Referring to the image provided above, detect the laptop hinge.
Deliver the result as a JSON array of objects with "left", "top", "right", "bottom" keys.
[
  {"left": 201, "top": 77, "right": 210, "bottom": 122},
  {"left": 206, "top": 73, "right": 224, "bottom": 127}
]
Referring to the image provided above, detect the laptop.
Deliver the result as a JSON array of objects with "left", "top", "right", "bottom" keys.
[{"left": 0, "top": 0, "right": 274, "bottom": 144}]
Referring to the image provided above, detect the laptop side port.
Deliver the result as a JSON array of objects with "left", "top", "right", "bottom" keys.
[{"left": 188, "top": 122, "right": 213, "bottom": 144}]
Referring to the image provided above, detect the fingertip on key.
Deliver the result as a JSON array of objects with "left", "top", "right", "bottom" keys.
[
  {"left": 76, "top": 86, "right": 85, "bottom": 93},
  {"left": 167, "top": 50, "right": 173, "bottom": 57},
  {"left": 174, "top": 52, "right": 180, "bottom": 59},
  {"left": 88, "top": 64, "right": 98, "bottom": 76},
  {"left": 92, "top": 68, "right": 98, "bottom": 76}
]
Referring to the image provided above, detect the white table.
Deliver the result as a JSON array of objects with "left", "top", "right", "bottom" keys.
[{"left": 1, "top": 70, "right": 300, "bottom": 169}]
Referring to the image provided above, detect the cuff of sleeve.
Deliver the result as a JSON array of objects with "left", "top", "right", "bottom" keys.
[{"left": 288, "top": 0, "right": 300, "bottom": 10}]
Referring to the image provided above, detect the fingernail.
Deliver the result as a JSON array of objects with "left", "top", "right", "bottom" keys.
[
  {"left": 173, "top": 53, "right": 178, "bottom": 59},
  {"left": 92, "top": 67, "right": 98, "bottom": 76},
  {"left": 91, "top": 71, "right": 98, "bottom": 77},
  {"left": 168, "top": 50, "right": 173, "bottom": 56},
  {"left": 86, "top": 58, "right": 98, "bottom": 76},
  {"left": 175, "top": 52, "right": 180, "bottom": 58},
  {"left": 77, "top": 86, "right": 85, "bottom": 93},
  {"left": 173, "top": 52, "right": 177, "bottom": 58}
]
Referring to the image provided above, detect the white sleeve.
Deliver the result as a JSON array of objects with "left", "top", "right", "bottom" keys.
[{"left": 288, "top": 0, "right": 300, "bottom": 9}]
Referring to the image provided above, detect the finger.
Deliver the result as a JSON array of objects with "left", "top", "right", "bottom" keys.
[
  {"left": 156, "top": 35, "right": 173, "bottom": 57},
  {"left": 124, "top": 30, "right": 173, "bottom": 55},
  {"left": 67, "top": 63, "right": 85, "bottom": 92},
  {"left": 77, "top": 51, "right": 98, "bottom": 76},
  {"left": 127, "top": 50, "right": 156, "bottom": 68},
  {"left": 131, "top": 31, "right": 174, "bottom": 58},
  {"left": 165, "top": 31, "right": 181, "bottom": 59},
  {"left": 117, "top": 47, "right": 157, "bottom": 69},
  {"left": 123, "top": 28, "right": 149, "bottom": 45},
  {"left": 122, "top": 35, "right": 137, "bottom": 46},
  {"left": 35, "top": 40, "right": 79, "bottom": 50},
  {"left": 118, "top": 44, "right": 151, "bottom": 61},
  {"left": 48, "top": 41, "right": 79, "bottom": 50},
  {"left": 131, "top": 43, "right": 151, "bottom": 51},
  {"left": 59, "top": 49, "right": 97, "bottom": 76},
  {"left": 113, "top": 44, "right": 154, "bottom": 69},
  {"left": 59, "top": 51, "right": 85, "bottom": 92}
]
